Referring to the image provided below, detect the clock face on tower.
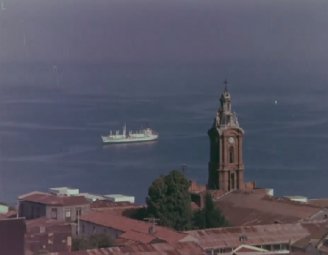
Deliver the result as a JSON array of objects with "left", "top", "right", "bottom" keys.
[{"left": 228, "top": 137, "right": 235, "bottom": 144}]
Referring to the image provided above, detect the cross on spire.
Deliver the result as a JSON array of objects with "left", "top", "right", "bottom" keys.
[{"left": 224, "top": 79, "right": 228, "bottom": 91}]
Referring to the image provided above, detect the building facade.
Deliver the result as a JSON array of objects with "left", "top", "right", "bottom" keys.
[{"left": 208, "top": 83, "right": 245, "bottom": 191}]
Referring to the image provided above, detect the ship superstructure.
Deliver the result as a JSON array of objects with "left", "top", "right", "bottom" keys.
[{"left": 101, "top": 125, "right": 158, "bottom": 144}]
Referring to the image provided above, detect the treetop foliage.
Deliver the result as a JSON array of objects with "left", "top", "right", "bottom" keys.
[
  {"left": 144, "top": 170, "right": 228, "bottom": 231},
  {"left": 146, "top": 170, "right": 192, "bottom": 231}
]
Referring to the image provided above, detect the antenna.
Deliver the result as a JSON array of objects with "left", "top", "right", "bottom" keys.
[
  {"left": 52, "top": 65, "right": 59, "bottom": 87},
  {"left": 181, "top": 164, "right": 187, "bottom": 175},
  {"left": 144, "top": 217, "right": 159, "bottom": 234}
]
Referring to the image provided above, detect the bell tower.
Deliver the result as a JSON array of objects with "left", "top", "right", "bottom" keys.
[{"left": 208, "top": 81, "right": 245, "bottom": 191}]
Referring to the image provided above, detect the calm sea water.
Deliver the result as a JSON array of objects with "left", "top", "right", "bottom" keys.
[
  {"left": 0, "top": 62, "right": 327, "bottom": 204},
  {"left": 1, "top": 0, "right": 328, "bottom": 204}
]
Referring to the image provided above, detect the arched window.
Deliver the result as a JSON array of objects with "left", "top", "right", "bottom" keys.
[{"left": 229, "top": 146, "right": 234, "bottom": 163}]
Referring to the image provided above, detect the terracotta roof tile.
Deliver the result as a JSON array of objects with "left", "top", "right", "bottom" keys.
[
  {"left": 292, "top": 222, "right": 328, "bottom": 249},
  {"left": 215, "top": 191, "right": 321, "bottom": 226},
  {"left": 80, "top": 211, "right": 186, "bottom": 244},
  {"left": 308, "top": 199, "right": 328, "bottom": 208},
  {"left": 185, "top": 223, "right": 312, "bottom": 250},
  {"left": 19, "top": 192, "right": 89, "bottom": 206},
  {"left": 50, "top": 242, "right": 205, "bottom": 255},
  {"left": 189, "top": 181, "right": 206, "bottom": 194}
]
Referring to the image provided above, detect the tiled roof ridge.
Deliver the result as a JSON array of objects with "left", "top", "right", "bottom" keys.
[
  {"left": 18, "top": 191, "right": 49, "bottom": 200},
  {"left": 264, "top": 195, "right": 322, "bottom": 209},
  {"left": 19, "top": 192, "right": 89, "bottom": 206},
  {"left": 219, "top": 189, "right": 323, "bottom": 209},
  {"left": 80, "top": 211, "right": 186, "bottom": 244},
  {"left": 184, "top": 222, "right": 305, "bottom": 233}
]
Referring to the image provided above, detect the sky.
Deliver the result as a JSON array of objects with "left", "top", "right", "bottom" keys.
[{"left": 0, "top": 0, "right": 328, "bottom": 67}]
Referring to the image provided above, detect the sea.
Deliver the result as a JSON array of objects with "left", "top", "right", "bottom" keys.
[{"left": 1, "top": 0, "right": 328, "bottom": 205}]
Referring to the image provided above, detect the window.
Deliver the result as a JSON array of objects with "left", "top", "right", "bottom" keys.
[
  {"left": 65, "top": 209, "right": 71, "bottom": 221},
  {"left": 36, "top": 206, "right": 40, "bottom": 216},
  {"left": 51, "top": 208, "right": 58, "bottom": 219},
  {"left": 273, "top": 244, "right": 281, "bottom": 251},
  {"left": 263, "top": 245, "right": 271, "bottom": 251},
  {"left": 76, "top": 207, "right": 82, "bottom": 219},
  {"left": 229, "top": 146, "right": 234, "bottom": 163}
]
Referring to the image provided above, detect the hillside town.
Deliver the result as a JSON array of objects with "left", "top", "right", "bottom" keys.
[{"left": 1, "top": 86, "right": 328, "bottom": 255}]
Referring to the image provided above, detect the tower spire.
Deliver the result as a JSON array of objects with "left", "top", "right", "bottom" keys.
[{"left": 208, "top": 81, "right": 245, "bottom": 191}]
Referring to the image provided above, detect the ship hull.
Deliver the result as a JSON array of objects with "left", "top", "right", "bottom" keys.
[
  {"left": 101, "top": 126, "right": 158, "bottom": 144},
  {"left": 101, "top": 135, "right": 158, "bottom": 144}
]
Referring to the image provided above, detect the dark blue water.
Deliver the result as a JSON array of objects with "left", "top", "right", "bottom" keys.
[
  {"left": 1, "top": 0, "right": 328, "bottom": 204},
  {"left": 0, "top": 62, "right": 328, "bottom": 204}
]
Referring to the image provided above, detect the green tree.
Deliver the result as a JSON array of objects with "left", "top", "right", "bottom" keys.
[
  {"left": 192, "top": 193, "right": 228, "bottom": 229},
  {"left": 146, "top": 170, "right": 192, "bottom": 231}
]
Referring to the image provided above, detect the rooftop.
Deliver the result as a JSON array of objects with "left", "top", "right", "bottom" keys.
[
  {"left": 308, "top": 198, "right": 328, "bottom": 208},
  {"left": 19, "top": 191, "right": 89, "bottom": 206},
  {"left": 104, "top": 194, "right": 135, "bottom": 203},
  {"left": 80, "top": 211, "right": 187, "bottom": 244},
  {"left": 215, "top": 190, "right": 322, "bottom": 226},
  {"left": 185, "top": 223, "right": 318, "bottom": 250},
  {"left": 50, "top": 242, "right": 205, "bottom": 255}
]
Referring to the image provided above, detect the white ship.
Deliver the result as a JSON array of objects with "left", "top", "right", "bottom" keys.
[{"left": 101, "top": 125, "right": 158, "bottom": 144}]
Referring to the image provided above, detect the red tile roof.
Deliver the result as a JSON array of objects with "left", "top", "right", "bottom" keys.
[
  {"left": 215, "top": 191, "right": 321, "bottom": 226},
  {"left": 19, "top": 191, "right": 89, "bottom": 206},
  {"left": 189, "top": 181, "right": 206, "bottom": 194},
  {"left": 308, "top": 199, "right": 328, "bottom": 208},
  {"left": 80, "top": 211, "right": 187, "bottom": 244},
  {"left": 50, "top": 242, "right": 205, "bottom": 255},
  {"left": 291, "top": 222, "right": 328, "bottom": 250},
  {"left": 91, "top": 200, "right": 143, "bottom": 217},
  {"left": 185, "top": 222, "right": 328, "bottom": 251}
]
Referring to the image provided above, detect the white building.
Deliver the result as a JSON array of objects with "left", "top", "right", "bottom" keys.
[{"left": 104, "top": 194, "right": 135, "bottom": 203}]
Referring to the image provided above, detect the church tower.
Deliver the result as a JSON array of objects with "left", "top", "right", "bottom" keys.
[{"left": 208, "top": 81, "right": 245, "bottom": 191}]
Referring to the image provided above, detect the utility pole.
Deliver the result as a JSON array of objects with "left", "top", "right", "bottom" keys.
[{"left": 181, "top": 163, "right": 187, "bottom": 175}]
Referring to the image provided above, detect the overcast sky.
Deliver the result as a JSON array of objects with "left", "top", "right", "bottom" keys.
[{"left": 0, "top": 0, "right": 327, "bottom": 66}]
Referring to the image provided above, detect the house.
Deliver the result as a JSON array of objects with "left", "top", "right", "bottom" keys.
[
  {"left": 25, "top": 217, "right": 72, "bottom": 255},
  {"left": 290, "top": 222, "right": 328, "bottom": 255},
  {"left": 0, "top": 218, "right": 26, "bottom": 255},
  {"left": 18, "top": 191, "right": 90, "bottom": 221},
  {"left": 185, "top": 222, "right": 328, "bottom": 255}
]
